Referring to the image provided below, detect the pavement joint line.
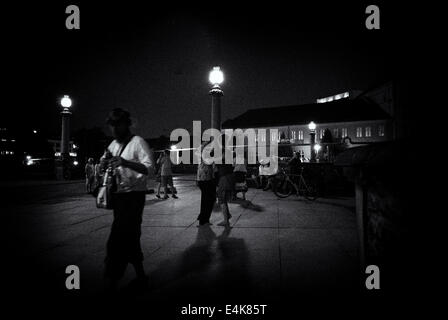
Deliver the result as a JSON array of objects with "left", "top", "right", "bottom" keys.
[
  {"left": 146, "top": 219, "right": 197, "bottom": 258},
  {"left": 69, "top": 213, "right": 111, "bottom": 226},
  {"left": 231, "top": 188, "right": 258, "bottom": 227}
]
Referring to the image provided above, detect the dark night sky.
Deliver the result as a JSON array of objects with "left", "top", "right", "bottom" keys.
[{"left": 3, "top": 1, "right": 403, "bottom": 139}]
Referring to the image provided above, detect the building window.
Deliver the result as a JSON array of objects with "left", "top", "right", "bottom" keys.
[
  {"left": 356, "top": 127, "right": 363, "bottom": 138},
  {"left": 341, "top": 128, "right": 348, "bottom": 137},
  {"left": 379, "top": 124, "right": 385, "bottom": 137},
  {"left": 260, "top": 132, "right": 266, "bottom": 142},
  {"left": 319, "top": 129, "right": 324, "bottom": 139},
  {"left": 333, "top": 128, "right": 339, "bottom": 138},
  {"left": 298, "top": 130, "right": 303, "bottom": 140},
  {"left": 365, "top": 127, "right": 371, "bottom": 137},
  {"left": 271, "top": 132, "right": 276, "bottom": 142},
  {"left": 291, "top": 130, "right": 296, "bottom": 140}
]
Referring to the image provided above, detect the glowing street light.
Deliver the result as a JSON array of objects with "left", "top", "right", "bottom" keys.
[
  {"left": 61, "top": 95, "right": 72, "bottom": 109},
  {"left": 309, "top": 121, "right": 317, "bottom": 162},
  {"left": 209, "top": 66, "right": 224, "bottom": 86},
  {"left": 308, "top": 121, "right": 316, "bottom": 131},
  {"left": 209, "top": 66, "right": 224, "bottom": 130},
  {"left": 58, "top": 94, "right": 73, "bottom": 180}
]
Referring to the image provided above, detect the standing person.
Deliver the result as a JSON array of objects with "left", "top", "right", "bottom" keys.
[
  {"left": 157, "top": 150, "right": 178, "bottom": 199},
  {"left": 233, "top": 158, "right": 248, "bottom": 200},
  {"left": 215, "top": 152, "right": 234, "bottom": 227},
  {"left": 196, "top": 141, "right": 216, "bottom": 226},
  {"left": 288, "top": 151, "right": 302, "bottom": 175},
  {"left": 258, "top": 159, "right": 269, "bottom": 190},
  {"left": 154, "top": 154, "right": 163, "bottom": 198},
  {"left": 261, "top": 156, "right": 278, "bottom": 191},
  {"left": 103, "top": 108, "right": 154, "bottom": 292},
  {"left": 85, "top": 158, "right": 95, "bottom": 194},
  {"left": 94, "top": 159, "right": 103, "bottom": 188}
]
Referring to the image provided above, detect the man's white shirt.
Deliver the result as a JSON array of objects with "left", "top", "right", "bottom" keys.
[{"left": 107, "top": 135, "right": 154, "bottom": 193}]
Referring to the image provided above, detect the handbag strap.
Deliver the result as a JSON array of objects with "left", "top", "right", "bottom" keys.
[{"left": 118, "top": 135, "right": 135, "bottom": 157}]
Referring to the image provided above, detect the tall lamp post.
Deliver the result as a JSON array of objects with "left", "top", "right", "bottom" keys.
[
  {"left": 60, "top": 95, "right": 72, "bottom": 180},
  {"left": 209, "top": 66, "right": 224, "bottom": 130},
  {"left": 308, "top": 121, "right": 317, "bottom": 162}
]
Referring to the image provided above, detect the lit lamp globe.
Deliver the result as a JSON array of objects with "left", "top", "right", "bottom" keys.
[
  {"left": 314, "top": 144, "right": 321, "bottom": 152},
  {"left": 61, "top": 95, "right": 72, "bottom": 109},
  {"left": 308, "top": 121, "right": 316, "bottom": 131},
  {"left": 209, "top": 66, "right": 224, "bottom": 87}
]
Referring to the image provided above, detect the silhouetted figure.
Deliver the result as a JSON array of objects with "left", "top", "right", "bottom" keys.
[
  {"left": 102, "top": 108, "right": 154, "bottom": 293},
  {"left": 196, "top": 141, "right": 216, "bottom": 226},
  {"left": 156, "top": 150, "right": 178, "bottom": 199},
  {"left": 85, "top": 158, "right": 95, "bottom": 193},
  {"left": 215, "top": 163, "right": 234, "bottom": 226},
  {"left": 288, "top": 151, "right": 302, "bottom": 175}
]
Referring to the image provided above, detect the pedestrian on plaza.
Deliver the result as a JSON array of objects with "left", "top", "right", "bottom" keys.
[
  {"left": 288, "top": 151, "right": 302, "bottom": 174},
  {"left": 154, "top": 154, "right": 163, "bottom": 198},
  {"left": 85, "top": 158, "right": 96, "bottom": 194},
  {"left": 102, "top": 108, "right": 154, "bottom": 292},
  {"left": 260, "top": 156, "right": 278, "bottom": 191},
  {"left": 156, "top": 150, "right": 178, "bottom": 199},
  {"left": 196, "top": 141, "right": 216, "bottom": 226},
  {"left": 214, "top": 146, "right": 234, "bottom": 227},
  {"left": 94, "top": 159, "right": 103, "bottom": 187}
]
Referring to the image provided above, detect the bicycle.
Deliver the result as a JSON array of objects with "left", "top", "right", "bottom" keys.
[{"left": 273, "top": 167, "right": 317, "bottom": 200}]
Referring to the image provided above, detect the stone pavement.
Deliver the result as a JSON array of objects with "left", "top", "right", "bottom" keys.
[{"left": 6, "top": 175, "right": 360, "bottom": 303}]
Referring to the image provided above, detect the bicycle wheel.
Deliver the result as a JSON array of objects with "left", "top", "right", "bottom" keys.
[{"left": 273, "top": 176, "right": 294, "bottom": 198}]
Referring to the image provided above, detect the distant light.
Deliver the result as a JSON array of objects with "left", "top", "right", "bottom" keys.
[
  {"left": 170, "top": 145, "right": 177, "bottom": 151},
  {"left": 73, "top": 160, "right": 79, "bottom": 166},
  {"left": 26, "top": 160, "right": 34, "bottom": 166},
  {"left": 209, "top": 66, "right": 224, "bottom": 86},
  {"left": 73, "top": 144, "right": 77, "bottom": 149},
  {"left": 314, "top": 144, "right": 322, "bottom": 152},
  {"left": 316, "top": 91, "right": 350, "bottom": 103},
  {"left": 33, "top": 130, "right": 37, "bottom": 134},
  {"left": 308, "top": 121, "right": 316, "bottom": 131},
  {"left": 69, "top": 152, "right": 77, "bottom": 157},
  {"left": 61, "top": 95, "right": 72, "bottom": 108},
  {"left": 26, "top": 155, "right": 31, "bottom": 160}
]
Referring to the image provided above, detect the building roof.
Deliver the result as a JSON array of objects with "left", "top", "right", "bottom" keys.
[{"left": 222, "top": 97, "right": 390, "bottom": 129}]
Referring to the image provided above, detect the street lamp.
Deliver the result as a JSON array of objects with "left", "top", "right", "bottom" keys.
[
  {"left": 59, "top": 95, "right": 72, "bottom": 180},
  {"left": 308, "top": 121, "right": 317, "bottom": 162},
  {"left": 209, "top": 66, "right": 224, "bottom": 130}
]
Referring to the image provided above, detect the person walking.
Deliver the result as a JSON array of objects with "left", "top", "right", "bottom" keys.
[
  {"left": 196, "top": 142, "right": 216, "bottom": 226},
  {"left": 215, "top": 160, "right": 234, "bottom": 227},
  {"left": 85, "top": 158, "right": 96, "bottom": 193},
  {"left": 102, "top": 108, "right": 154, "bottom": 292},
  {"left": 156, "top": 150, "right": 178, "bottom": 199}
]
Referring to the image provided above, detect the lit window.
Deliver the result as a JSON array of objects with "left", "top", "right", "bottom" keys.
[
  {"left": 342, "top": 128, "right": 348, "bottom": 137},
  {"left": 365, "top": 127, "right": 371, "bottom": 137},
  {"left": 319, "top": 129, "right": 324, "bottom": 139},
  {"left": 291, "top": 130, "right": 296, "bottom": 140},
  {"left": 333, "top": 128, "right": 338, "bottom": 138},
  {"left": 356, "top": 127, "right": 363, "bottom": 138},
  {"left": 379, "top": 124, "right": 385, "bottom": 137},
  {"left": 271, "top": 132, "right": 276, "bottom": 141},
  {"left": 298, "top": 130, "right": 303, "bottom": 140}
]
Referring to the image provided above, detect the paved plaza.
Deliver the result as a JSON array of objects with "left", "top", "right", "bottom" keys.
[{"left": 4, "top": 175, "right": 360, "bottom": 307}]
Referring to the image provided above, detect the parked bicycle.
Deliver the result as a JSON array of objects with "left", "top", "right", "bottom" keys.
[{"left": 273, "top": 167, "right": 317, "bottom": 200}]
